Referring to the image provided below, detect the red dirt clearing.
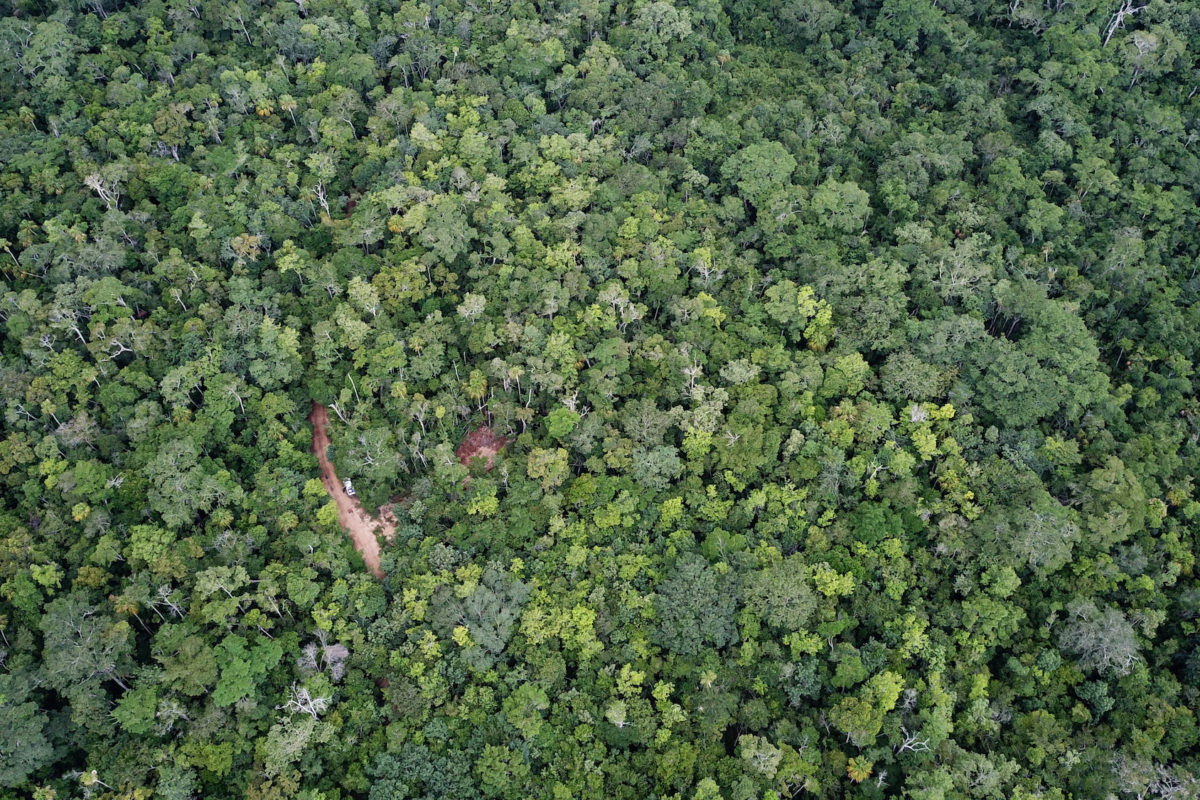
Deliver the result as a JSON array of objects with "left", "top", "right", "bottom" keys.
[
  {"left": 308, "top": 402, "right": 395, "bottom": 579},
  {"left": 456, "top": 426, "right": 509, "bottom": 470}
]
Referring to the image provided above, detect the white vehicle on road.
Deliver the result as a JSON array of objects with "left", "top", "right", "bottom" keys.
[{"left": 343, "top": 479, "right": 356, "bottom": 496}]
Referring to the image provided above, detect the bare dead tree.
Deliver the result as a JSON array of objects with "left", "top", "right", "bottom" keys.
[
  {"left": 1102, "top": 0, "right": 1149, "bottom": 47},
  {"left": 895, "top": 727, "right": 931, "bottom": 754},
  {"left": 278, "top": 683, "right": 330, "bottom": 719}
]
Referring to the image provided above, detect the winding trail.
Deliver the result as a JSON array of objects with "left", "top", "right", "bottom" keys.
[{"left": 308, "top": 402, "right": 394, "bottom": 579}]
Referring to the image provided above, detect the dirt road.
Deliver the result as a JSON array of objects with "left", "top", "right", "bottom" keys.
[{"left": 308, "top": 402, "right": 394, "bottom": 579}]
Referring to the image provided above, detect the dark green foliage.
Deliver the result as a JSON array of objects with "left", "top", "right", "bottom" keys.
[
  {"left": 654, "top": 553, "right": 739, "bottom": 656},
  {"left": 0, "top": 674, "right": 53, "bottom": 788}
]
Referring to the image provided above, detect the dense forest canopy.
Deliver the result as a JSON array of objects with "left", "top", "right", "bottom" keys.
[{"left": 1, "top": 0, "right": 1199, "bottom": 797}]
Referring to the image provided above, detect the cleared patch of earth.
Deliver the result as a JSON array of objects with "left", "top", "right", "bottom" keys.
[
  {"left": 456, "top": 426, "right": 509, "bottom": 470},
  {"left": 308, "top": 402, "right": 395, "bottom": 579}
]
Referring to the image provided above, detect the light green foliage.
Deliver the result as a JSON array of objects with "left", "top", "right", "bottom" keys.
[
  {"left": 812, "top": 179, "right": 871, "bottom": 233},
  {"left": 743, "top": 555, "right": 816, "bottom": 632},
  {"left": 721, "top": 141, "right": 797, "bottom": 208},
  {"left": 526, "top": 447, "right": 569, "bottom": 490},
  {"left": 831, "top": 670, "right": 905, "bottom": 747},
  {"left": 1, "top": 0, "right": 1197, "bottom": 798},
  {"left": 502, "top": 683, "right": 550, "bottom": 738},
  {"left": 212, "top": 635, "right": 283, "bottom": 707}
]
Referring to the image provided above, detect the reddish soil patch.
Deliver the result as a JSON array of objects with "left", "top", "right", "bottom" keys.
[
  {"left": 308, "top": 402, "right": 395, "bottom": 579},
  {"left": 456, "top": 426, "right": 510, "bottom": 470}
]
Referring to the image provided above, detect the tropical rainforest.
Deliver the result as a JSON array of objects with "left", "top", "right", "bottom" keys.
[{"left": 1, "top": 0, "right": 1199, "bottom": 797}]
